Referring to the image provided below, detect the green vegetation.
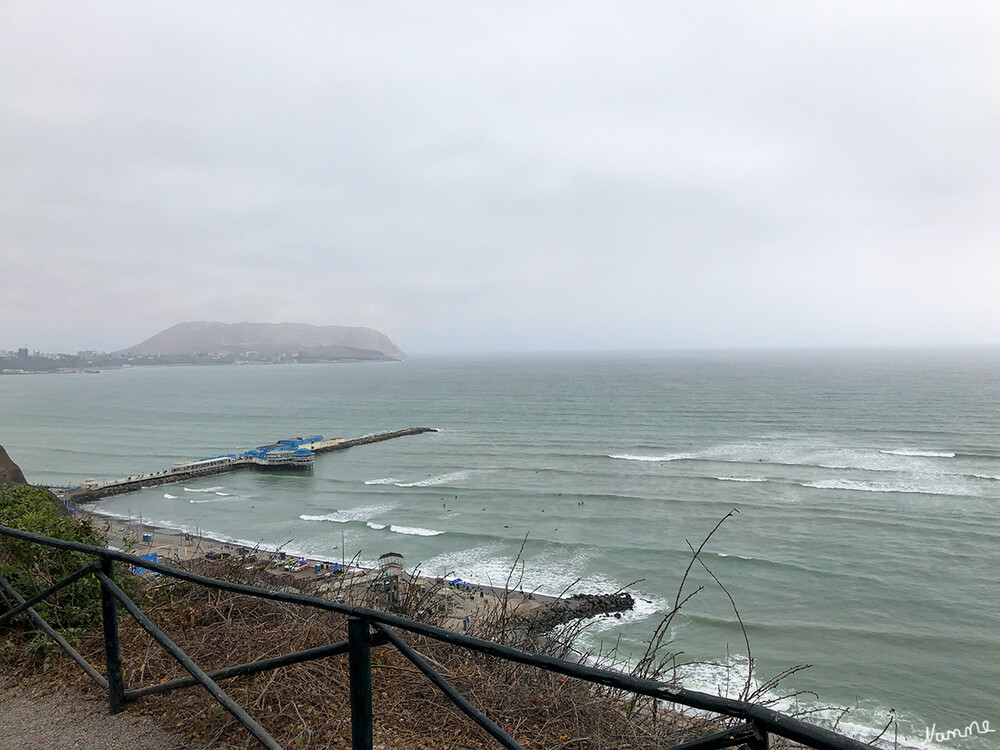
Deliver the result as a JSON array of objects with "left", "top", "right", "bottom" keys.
[{"left": 0, "top": 484, "right": 108, "bottom": 632}]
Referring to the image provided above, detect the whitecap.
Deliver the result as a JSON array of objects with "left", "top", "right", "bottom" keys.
[
  {"left": 184, "top": 486, "right": 224, "bottom": 493},
  {"left": 163, "top": 493, "right": 178, "bottom": 499},
  {"left": 365, "top": 477, "right": 400, "bottom": 485},
  {"left": 389, "top": 525, "right": 444, "bottom": 536},
  {"left": 715, "top": 476, "right": 767, "bottom": 483},
  {"left": 366, "top": 522, "right": 387, "bottom": 530}
]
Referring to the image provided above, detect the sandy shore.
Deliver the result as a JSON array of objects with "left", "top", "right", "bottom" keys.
[{"left": 80, "top": 510, "right": 555, "bottom": 633}]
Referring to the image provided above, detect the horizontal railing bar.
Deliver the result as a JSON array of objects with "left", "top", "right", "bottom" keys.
[
  {"left": 0, "top": 525, "right": 871, "bottom": 750},
  {"left": 94, "top": 569, "right": 281, "bottom": 750},
  {"left": 666, "top": 722, "right": 759, "bottom": 750},
  {"left": 0, "top": 571, "right": 109, "bottom": 691},
  {"left": 0, "top": 561, "right": 102, "bottom": 627},
  {"left": 127, "top": 632, "right": 388, "bottom": 700},
  {"left": 373, "top": 623, "right": 522, "bottom": 750}
]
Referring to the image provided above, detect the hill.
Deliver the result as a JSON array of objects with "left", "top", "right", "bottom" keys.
[{"left": 118, "top": 322, "right": 405, "bottom": 361}]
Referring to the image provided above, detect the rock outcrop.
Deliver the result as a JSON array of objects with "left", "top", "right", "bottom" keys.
[{"left": 0, "top": 444, "right": 27, "bottom": 486}]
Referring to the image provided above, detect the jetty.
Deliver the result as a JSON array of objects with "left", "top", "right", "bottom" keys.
[{"left": 56, "top": 427, "right": 437, "bottom": 503}]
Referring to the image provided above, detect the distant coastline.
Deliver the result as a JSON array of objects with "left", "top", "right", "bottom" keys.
[
  {"left": 1, "top": 357, "right": 402, "bottom": 375},
  {"left": 1, "top": 319, "right": 406, "bottom": 373}
]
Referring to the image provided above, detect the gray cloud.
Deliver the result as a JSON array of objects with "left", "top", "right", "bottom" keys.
[{"left": 2, "top": 1, "right": 998, "bottom": 353}]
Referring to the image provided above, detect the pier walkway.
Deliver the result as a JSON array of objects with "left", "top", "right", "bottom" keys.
[{"left": 58, "top": 427, "right": 437, "bottom": 503}]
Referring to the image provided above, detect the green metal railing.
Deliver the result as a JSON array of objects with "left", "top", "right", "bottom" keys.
[{"left": 0, "top": 524, "right": 874, "bottom": 750}]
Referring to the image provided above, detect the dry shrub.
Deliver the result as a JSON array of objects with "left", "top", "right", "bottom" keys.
[
  {"left": 2, "top": 514, "right": 823, "bottom": 749},
  {"left": 27, "top": 554, "right": 722, "bottom": 750}
]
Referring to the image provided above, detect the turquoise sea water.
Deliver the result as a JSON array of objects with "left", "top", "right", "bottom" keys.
[{"left": 2, "top": 350, "right": 997, "bottom": 749}]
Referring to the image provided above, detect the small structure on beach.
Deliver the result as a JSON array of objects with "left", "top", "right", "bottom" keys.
[
  {"left": 378, "top": 552, "right": 404, "bottom": 578},
  {"left": 375, "top": 552, "right": 406, "bottom": 610}
]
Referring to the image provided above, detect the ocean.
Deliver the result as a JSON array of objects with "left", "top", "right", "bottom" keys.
[{"left": 2, "top": 350, "right": 997, "bottom": 749}]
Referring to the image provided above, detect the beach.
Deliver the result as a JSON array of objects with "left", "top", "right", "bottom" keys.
[{"left": 79, "top": 509, "right": 615, "bottom": 636}]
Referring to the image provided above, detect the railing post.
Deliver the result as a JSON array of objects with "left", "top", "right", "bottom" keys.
[
  {"left": 99, "top": 558, "right": 126, "bottom": 714},
  {"left": 348, "top": 617, "right": 373, "bottom": 750},
  {"left": 747, "top": 722, "right": 769, "bottom": 750}
]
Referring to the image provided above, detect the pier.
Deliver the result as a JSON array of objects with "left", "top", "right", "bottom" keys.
[{"left": 58, "top": 427, "right": 437, "bottom": 503}]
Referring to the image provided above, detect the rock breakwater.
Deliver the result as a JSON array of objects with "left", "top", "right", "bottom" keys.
[{"left": 526, "top": 591, "right": 635, "bottom": 632}]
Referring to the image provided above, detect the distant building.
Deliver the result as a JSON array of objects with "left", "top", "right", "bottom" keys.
[{"left": 16, "top": 348, "right": 28, "bottom": 358}]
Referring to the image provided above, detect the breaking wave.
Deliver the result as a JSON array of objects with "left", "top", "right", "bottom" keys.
[
  {"left": 879, "top": 449, "right": 955, "bottom": 458},
  {"left": 299, "top": 504, "right": 393, "bottom": 524},
  {"left": 715, "top": 476, "right": 767, "bottom": 483},
  {"left": 395, "top": 470, "right": 478, "bottom": 487},
  {"left": 163, "top": 493, "right": 178, "bottom": 499},
  {"left": 389, "top": 525, "right": 444, "bottom": 536},
  {"left": 801, "top": 479, "right": 959, "bottom": 496},
  {"left": 188, "top": 495, "right": 248, "bottom": 504},
  {"left": 608, "top": 453, "right": 693, "bottom": 462},
  {"left": 184, "top": 486, "right": 224, "bottom": 493}
]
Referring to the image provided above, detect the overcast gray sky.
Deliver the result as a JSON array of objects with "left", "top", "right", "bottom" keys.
[{"left": 2, "top": 1, "right": 998, "bottom": 354}]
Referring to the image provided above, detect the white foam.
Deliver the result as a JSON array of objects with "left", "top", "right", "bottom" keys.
[
  {"left": 777, "top": 704, "right": 946, "bottom": 750},
  {"left": 366, "top": 522, "right": 387, "bottom": 530},
  {"left": 674, "top": 653, "right": 758, "bottom": 702},
  {"left": 389, "top": 525, "right": 444, "bottom": 536},
  {"left": 184, "top": 486, "right": 224, "bottom": 493},
  {"left": 163, "top": 493, "right": 178, "bottom": 499},
  {"left": 879, "top": 449, "right": 955, "bottom": 458},
  {"left": 973, "top": 473, "right": 1000, "bottom": 481},
  {"left": 715, "top": 476, "right": 767, "bottom": 483},
  {"left": 420, "top": 544, "right": 623, "bottom": 600},
  {"left": 299, "top": 504, "right": 394, "bottom": 524},
  {"left": 364, "top": 477, "right": 400, "bottom": 485},
  {"left": 395, "top": 470, "right": 478, "bottom": 487},
  {"left": 216, "top": 491, "right": 232, "bottom": 496},
  {"left": 671, "top": 656, "right": 912, "bottom": 749},
  {"left": 571, "top": 589, "right": 670, "bottom": 635},
  {"left": 608, "top": 453, "right": 693, "bottom": 462}
]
